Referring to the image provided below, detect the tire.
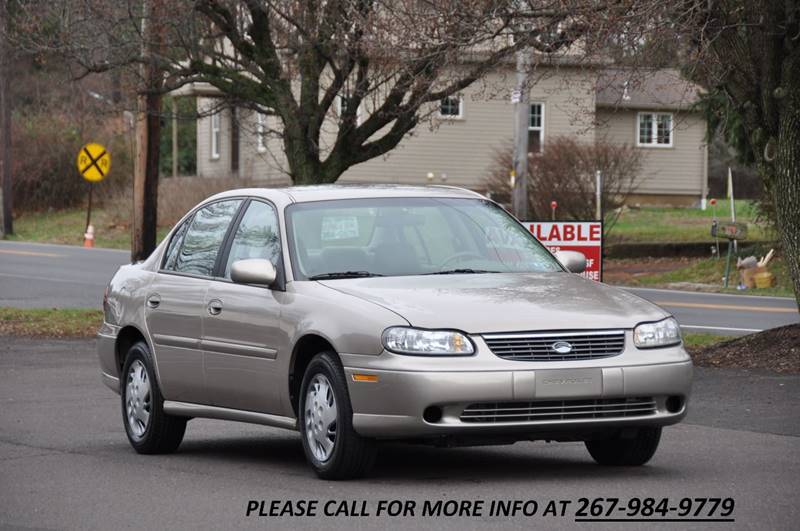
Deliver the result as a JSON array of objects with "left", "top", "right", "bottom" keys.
[
  {"left": 121, "top": 340, "right": 187, "bottom": 454},
  {"left": 299, "top": 351, "right": 377, "bottom": 479},
  {"left": 585, "top": 426, "right": 662, "bottom": 466}
]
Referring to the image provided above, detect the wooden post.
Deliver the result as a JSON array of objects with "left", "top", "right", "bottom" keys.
[
  {"left": 85, "top": 182, "right": 93, "bottom": 231},
  {"left": 133, "top": 89, "right": 146, "bottom": 259},
  {"left": 595, "top": 170, "right": 603, "bottom": 221},
  {"left": 171, "top": 97, "right": 178, "bottom": 177},
  {"left": 511, "top": 48, "right": 529, "bottom": 220},
  {"left": 723, "top": 240, "right": 733, "bottom": 288},
  {"left": 132, "top": 0, "right": 163, "bottom": 261},
  {"left": 0, "top": 0, "right": 12, "bottom": 237}
]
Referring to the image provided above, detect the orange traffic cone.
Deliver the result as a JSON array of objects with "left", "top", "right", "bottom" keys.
[{"left": 83, "top": 225, "right": 95, "bottom": 248}]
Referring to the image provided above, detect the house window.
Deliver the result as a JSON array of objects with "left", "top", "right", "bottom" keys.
[
  {"left": 255, "top": 113, "right": 267, "bottom": 152},
  {"left": 638, "top": 112, "right": 673, "bottom": 147},
  {"left": 528, "top": 103, "right": 544, "bottom": 153},
  {"left": 210, "top": 112, "right": 221, "bottom": 160},
  {"left": 438, "top": 96, "right": 463, "bottom": 118}
]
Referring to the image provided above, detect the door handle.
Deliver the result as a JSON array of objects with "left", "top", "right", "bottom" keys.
[
  {"left": 146, "top": 294, "right": 161, "bottom": 309},
  {"left": 207, "top": 299, "right": 223, "bottom": 316}
]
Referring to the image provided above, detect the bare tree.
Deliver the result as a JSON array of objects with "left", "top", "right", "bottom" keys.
[
  {"left": 484, "top": 136, "right": 642, "bottom": 237},
  {"left": 19, "top": 1, "right": 652, "bottom": 181},
  {"left": 674, "top": 0, "right": 800, "bottom": 305},
  {"left": 12, "top": 0, "right": 669, "bottom": 255}
]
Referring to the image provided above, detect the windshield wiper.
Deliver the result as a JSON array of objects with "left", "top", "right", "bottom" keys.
[
  {"left": 426, "top": 268, "right": 501, "bottom": 275},
  {"left": 308, "top": 271, "right": 384, "bottom": 280}
]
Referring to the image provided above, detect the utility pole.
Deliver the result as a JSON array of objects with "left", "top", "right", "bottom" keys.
[
  {"left": 0, "top": 0, "right": 13, "bottom": 237},
  {"left": 595, "top": 170, "right": 603, "bottom": 220},
  {"left": 511, "top": 47, "right": 530, "bottom": 220},
  {"left": 171, "top": 97, "right": 178, "bottom": 177},
  {"left": 132, "top": 0, "right": 163, "bottom": 261}
]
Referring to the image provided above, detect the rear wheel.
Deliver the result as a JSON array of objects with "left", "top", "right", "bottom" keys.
[
  {"left": 121, "top": 341, "right": 187, "bottom": 454},
  {"left": 299, "top": 352, "right": 376, "bottom": 479},
  {"left": 585, "top": 426, "right": 662, "bottom": 466}
]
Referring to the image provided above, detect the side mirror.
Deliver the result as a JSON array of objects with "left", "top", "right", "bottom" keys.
[
  {"left": 230, "top": 259, "right": 277, "bottom": 286},
  {"left": 554, "top": 250, "right": 587, "bottom": 274}
]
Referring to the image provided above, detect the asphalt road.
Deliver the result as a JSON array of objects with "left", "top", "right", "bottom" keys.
[
  {"left": 0, "top": 240, "right": 130, "bottom": 309},
  {"left": 1, "top": 240, "right": 797, "bottom": 335},
  {"left": 625, "top": 286, "right": 800, "bottom": 336},
  {"left": 1, "top": 338, "right": 798, "bottom": 530}
]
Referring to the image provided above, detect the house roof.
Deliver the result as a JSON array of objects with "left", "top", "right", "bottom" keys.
[
  {"left": 596, "top": 69, "right": 703, "bottom": 111},
  {"left": 172, "top": 67, "right": 704, "bottom": 114}
]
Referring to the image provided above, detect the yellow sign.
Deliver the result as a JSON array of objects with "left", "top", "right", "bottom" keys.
[{"left": 77, "top": 143, "right": 111, "bottom": 183}]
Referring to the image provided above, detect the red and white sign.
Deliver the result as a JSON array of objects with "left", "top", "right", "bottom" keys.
[{"left": 525, "top": 221, "right": 603, "bottom": 281}]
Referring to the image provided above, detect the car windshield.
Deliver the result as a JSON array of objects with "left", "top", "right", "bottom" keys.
[{"left": 286, "top": 197, "right": 563, "bottom": 280}]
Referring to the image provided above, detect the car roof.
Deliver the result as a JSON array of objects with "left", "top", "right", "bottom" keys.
[{"left": 205, "top": 184, "right": 485, "bottom": 205}]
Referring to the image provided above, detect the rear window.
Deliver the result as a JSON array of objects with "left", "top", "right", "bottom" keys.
[
  {"left": 162, "top": 220, "right": 189, "bottom": 271},
  {"left": 168, "top": 199, "right": 242, "bottom": 277}
]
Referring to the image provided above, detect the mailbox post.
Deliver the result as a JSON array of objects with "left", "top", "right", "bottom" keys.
[{"left": 711, "top": 221, "right": 748, "bottom": 287}]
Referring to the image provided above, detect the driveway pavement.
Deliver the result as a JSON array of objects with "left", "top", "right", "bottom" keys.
[{"left": 1, "top": 338, "right": 798, "bottom": 530}]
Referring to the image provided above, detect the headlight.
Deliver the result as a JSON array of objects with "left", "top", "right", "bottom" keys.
[
  {"left": 382, "top": 327, "right": 475, "bottom": 356},
  {"left": 633, "top": 317, "right": 682, "bottom": 348}
]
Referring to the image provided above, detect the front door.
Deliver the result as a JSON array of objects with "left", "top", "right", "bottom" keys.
[{"left": 202, "top": 199, "right": 285, "bottom": 414}]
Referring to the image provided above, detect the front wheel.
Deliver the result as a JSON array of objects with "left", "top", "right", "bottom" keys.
[
  {"left": 585, "top": 426, "right": 662, "bottom": 466},
  {"left": 299, "top": 352, "right": 376, "bottom": 479},
  {"left": 121, "top": 341, "right": 187, "bottom": 454}
]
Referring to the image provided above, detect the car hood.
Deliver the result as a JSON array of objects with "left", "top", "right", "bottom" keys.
[{"left": 318, "top": 273, "right": 668, "bottom": 333}]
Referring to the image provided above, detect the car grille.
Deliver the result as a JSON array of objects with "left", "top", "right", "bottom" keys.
[
  {"left": 460, "top": 397, "right": 657, "bottom": 423},
  {"left": 482, "top": 330, "right": 625, "bottom": 361}
]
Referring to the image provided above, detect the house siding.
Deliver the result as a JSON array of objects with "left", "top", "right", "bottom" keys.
[
  {"left": 340, "top": 68, "right": 597, "bottom": 188},
  {"left": 193, "top": 68, "right": 707, "bottom": 201},
  {"left": 195, "top": 67, "right": 597, "bottom": 189},
  {"left": 596, "top": 108, "right": 707, "bottom": 199},
  {"left": 238, "top": 112, "right": 292, "bottom": 184},
  {"left": 196, "top": 100, "right": 231, "bottom": 178}
]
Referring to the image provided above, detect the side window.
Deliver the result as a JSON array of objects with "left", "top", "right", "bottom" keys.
[
  {"left": 162, "top": 220, "right": 190, "bottom": 271},
  {"left": 173, "top": 199, "right": 242, "bottom": 276},
  {"left": 224, "top": 201, "right": 281, "bottom": 278}
]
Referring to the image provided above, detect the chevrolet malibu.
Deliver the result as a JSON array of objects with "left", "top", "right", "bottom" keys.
[{"left": 97, "top": 185, "right": 692, "bottom": 479}]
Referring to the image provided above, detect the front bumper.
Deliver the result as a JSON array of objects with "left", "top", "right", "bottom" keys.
[{"left": 341, "top": 333, "right": 692, "bottom": 439}]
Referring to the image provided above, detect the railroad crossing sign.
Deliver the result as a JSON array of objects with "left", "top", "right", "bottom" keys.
[{"left": 76, "top": 143, "right": 111, "bottom": 182}]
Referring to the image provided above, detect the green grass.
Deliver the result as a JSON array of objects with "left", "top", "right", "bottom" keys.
[
  {"left": 6, "top": 208, "right": 170, "bottom": 250},
  {"left": 617, "top": 255, "right": 794, "bottom": 297},
  {"left": 609, "top": 199, "right": 773, "bottom": 243},
  {"left": 0, "top": 308, "right": 102, "bottom": 338},
  {"left": 682, "top": 333, "right": 730, "bottom": 350}
]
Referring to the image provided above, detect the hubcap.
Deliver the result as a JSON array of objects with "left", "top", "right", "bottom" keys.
[
  {"left": 125, "top": 360, "right": 152, "bottom": 440},
  {"left": 304, "top": 374, "right": 337, "bottom": 462}
]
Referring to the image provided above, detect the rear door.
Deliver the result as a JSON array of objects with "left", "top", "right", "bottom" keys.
[
  {"left": 202, "top": 199, "right": 285, "bottom": 414},
  {"left": 145, "top": 198, "right": 243, "bottom": 404}
]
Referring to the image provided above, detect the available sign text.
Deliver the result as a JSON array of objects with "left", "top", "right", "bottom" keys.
[{"left": 525, "top": 221, "right": 603, "bottom": 281}]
